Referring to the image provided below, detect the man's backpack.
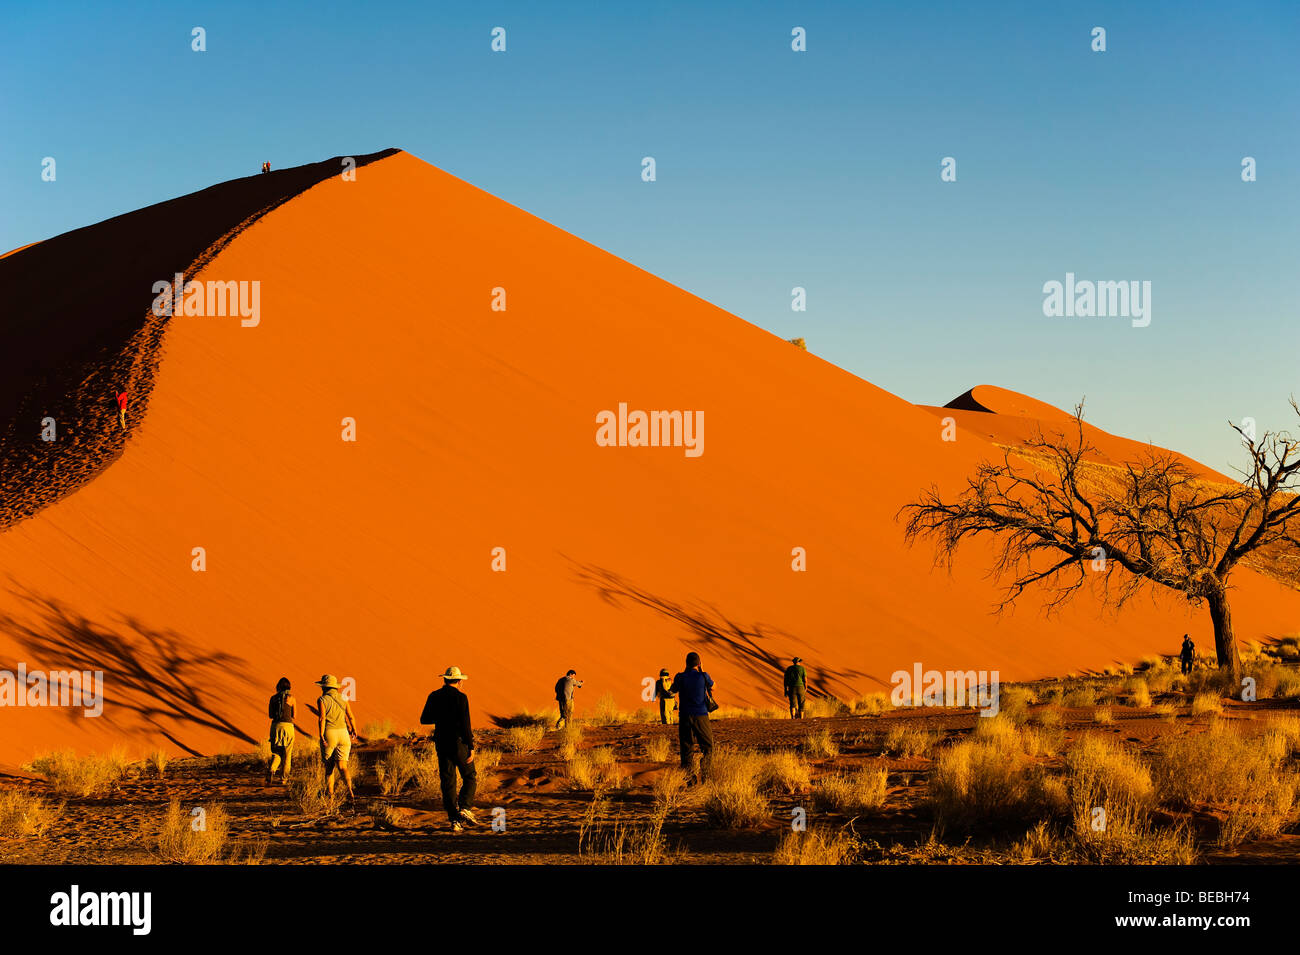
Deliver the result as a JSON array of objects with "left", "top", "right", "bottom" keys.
[{"left": 268, "top": 690, "right": 291, "bottom": 723}]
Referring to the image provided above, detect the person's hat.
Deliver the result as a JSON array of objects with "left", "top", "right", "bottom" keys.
[
  {"left": 659, "top": 668, "right": 670, "bottom": 676},
  {"left": 314, "top": 674, "right": 340, "bottom": 689},
  {"left": 442, "top": 666, "right": 468, "bottom": 682}
]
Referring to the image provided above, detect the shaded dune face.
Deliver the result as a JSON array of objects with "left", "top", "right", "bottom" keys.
[
  {"left": 0, "top": 149, "right": 399, "bottom": 530},
  {"left": 1, "top": 150, "right": 1298, "bottom": 763}
]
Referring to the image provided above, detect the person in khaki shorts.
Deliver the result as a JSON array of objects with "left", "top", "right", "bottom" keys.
[
  {"left": 314, "top": 674, "right": 358, "bottom": 802},
  {"left": 266, "top": 677, "right": 296, "bottom": 786}
]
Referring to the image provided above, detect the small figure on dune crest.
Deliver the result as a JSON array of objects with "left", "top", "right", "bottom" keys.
[
  {"left": 671, "top": 651, "right": 716, "bottom": 779},
  {"left": 116, "top": 390, "right": 129, "bottom": 430},
  {"left": 261, "top": 161, "right": 271, "bottom": 174},
  {"left": 554, "top": 668, "right": 582, "bottom": 730},
  {"left": 419, "top": 666, "right": 478, "bottom": 832},
  {"left": 654, "top": 667, "right": 676, "bottom": 725},
  {"left": 784, "top": 656, "right": 807, "bottom": 719},
  {"left": 1180, "top": 634, "right": 1196, "bottom": 675},
  {"left": 315, "top": 674, "right": 357, "bottom": 802},
  {"left": 266, "top": 677, "right": 296, "bottom": 786}
]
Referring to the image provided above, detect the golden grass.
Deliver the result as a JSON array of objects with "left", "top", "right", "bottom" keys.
[
  {"left": 26, "top": 749, "right": 128, "bottom": 797},
  {"left": 773, "top": 827, "right": 858, "bottom": 864},
  {"left": 1065, "top": 734, "right": 1153, "bottom": 839},
  {"left": 146, "top": 749, "right": 169, "bottom": 777},
  {"left": 1190, "top": 693, "right": 1222, "bottom": 718},
  {"left": 148, "top": 799, "right": 265, "bottom": 864},
  {"left": 1063, "top": 685, "right": 1097, "bottom": 707},
  {"left": 929, "top": 736, "right": 1066, "bottom": 832},
  {"left": 644, "top": 734, "right": 673, "bottom": 762},
  {"left": 288, "top": 765, "right": 341, "bottom": 817},
  {"left": 760, "top": 749, "right": 812, "bottom": 794},
  {"left": 998, "top": 685, "right": 1037, "bottom": 724},
  {"left": 556, "top": 724, "right": 584, "bottom": 760},
  {"left": 701, "top": 748, "right": 771, "bottom": 828},
  {"left": 0, "top": 791, "right": 61, "bottom": 838},
  {"left": 473, "top": 748, "right": 503, "bottom": 793},
  {"left": 361, "top": 719, "right": 393, "bottom": 740},
  {"left": 814, "top": 766, "right": 888, "bottom": 812},
  {"left": 803, "top": 696, "right": 849, "bottom": 719},
  {"left": 802, "top": 727, "right": 840, "bottom": 759},
  {"left": 884, "top": 722, "right": 939, "bottom": 758},
  {"left": 586, "top": 693, "right": 634, "bottom": 727},
  {"left": 1123, "top": 678, "right": 1152, "bottom": 708},
  {"left": 377, "top": 745, "right": 420, "bottom": 796},
  {"left": 566, "top": 746, "right": 625, "bottom": 791},
  {"left": 1094, "top": 707, "right": 1114, "bottom": 724},
  {"left": 502, "top": 724, "right": 545, "bottom": 754},
  {"left": 1153, "top": 721, "right": 1298, "bottom": 846},
  {"left": 850, "top": 692, "right": 891, "bottom": 716}
]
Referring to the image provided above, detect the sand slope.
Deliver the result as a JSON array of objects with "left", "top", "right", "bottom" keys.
[{"left": 1, "top": 151, "right": 1296, "bottom": 763}]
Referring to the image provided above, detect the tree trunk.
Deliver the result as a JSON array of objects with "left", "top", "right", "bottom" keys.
[{"left": 1206, "top": 585, "right": 1242, "bottom": 683}]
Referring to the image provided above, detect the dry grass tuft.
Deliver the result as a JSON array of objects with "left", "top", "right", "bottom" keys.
[
  {"left": 26, "top": 749, "right": 128, "bottom": 797},
  {"left": 773, "top": 827, "right": 858, "bottom": 864},
  {"left": 0, "top": 791, "right": 61, "bottom": 838},
  {"left": 502, "top": 724, "right": 546, "bottom": 754},
  {"left": 803, "top": 728, "right": 840, "bottom": 759},
  {"left": 567, "top": 746, "right": 625, "bottom": 791},
  {"left": 814, "top": 766, "right": 888, "bottom": 812}
]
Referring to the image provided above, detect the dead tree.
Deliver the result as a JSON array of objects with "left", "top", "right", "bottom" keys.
[{"left": 900, "top": 401, "right": 1300, "bottom": 683}]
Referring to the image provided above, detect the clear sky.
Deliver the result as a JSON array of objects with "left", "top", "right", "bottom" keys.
[{"left": 3, "top": 0, "right": 1296, "bottom": 473}]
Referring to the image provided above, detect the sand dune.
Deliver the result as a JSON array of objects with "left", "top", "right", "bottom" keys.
[{"left": 1, "top": 150, "right": 1296, "bottom": 764}]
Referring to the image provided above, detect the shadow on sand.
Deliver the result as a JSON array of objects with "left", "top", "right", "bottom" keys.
[
  {"left": 569, "top": 561, "right": 883, "bottom": 703},
  {"left": 0, "top": 586, "right": 257, "bottom": 755}
]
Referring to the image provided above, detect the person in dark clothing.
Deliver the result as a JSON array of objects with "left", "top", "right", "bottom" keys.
[
  {"left": 670, "top": 651, "right": 714, "bottom": 777},
  {"left": 654, "top": 668, "right": 676, "bottom": 725},
  {"left": 419, "top": 665, "right": 478, "bottom": 832},
  {"left": 1179, "top": 634, "right": 1196, "bottom": 675},
  {"left": 265, "top": 676, "right": 296, "bottom": 785},
  {"left": 784, "top": 657, "right": 807, "bottom": 718},
  {"left": 554, "top": 669, "right": 583, "bottom": 729}
]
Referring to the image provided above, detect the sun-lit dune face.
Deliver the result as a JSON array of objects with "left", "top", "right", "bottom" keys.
[{"left": 1, "top": 150, "right": 1298, "bottom": 763}]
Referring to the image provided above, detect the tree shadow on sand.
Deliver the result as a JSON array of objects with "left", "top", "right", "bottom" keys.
[
  {"left": 0, "top": 586, "right": 257, "bottom": 755},
  {"left": 569, "top": 562, "right": 884, "bottom": 702}
]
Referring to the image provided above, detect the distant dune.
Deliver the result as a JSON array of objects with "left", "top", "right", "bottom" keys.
[{"left": 1, "top": 150, "right": 1296, "bottom": 764}]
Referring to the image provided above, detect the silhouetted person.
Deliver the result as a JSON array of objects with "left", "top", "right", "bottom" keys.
[
  {"left": 420, "top": 666, "right": 478, "bottom": 832},
  {"left": 670, "top": 651, "right": 715, "bottom": 778},
  {"left": 261, "top": 161, "right": 271, "bottom": 174},
  {"left": 554, "top": 669, "right": 583, "bottom": 730},
  {"left": 266, "top": 677, "right": 296, "bottom": 785},
  {"left": 1180, "top": 634, "right": 1196, "bottom": 675},
  {"left": 116, "top": 390, "right": 129, "bottom": 430},
  {"left": 784, "top": 656, "right": 807, "bottom": 718},
  {"left": 654, "top": 668, "right": 676, "bottom": 725},
  {"left": 314, "top": 674, "right": 357, "bottom": 802}
]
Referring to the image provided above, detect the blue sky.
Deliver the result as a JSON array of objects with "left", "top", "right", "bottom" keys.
[{"left": 2, "top": 0, "right": 1296, "bottom": 472}]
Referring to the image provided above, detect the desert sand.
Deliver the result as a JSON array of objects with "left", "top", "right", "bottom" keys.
[{"left": 1, "top": 149, "right": 1297, "bottom": 765}]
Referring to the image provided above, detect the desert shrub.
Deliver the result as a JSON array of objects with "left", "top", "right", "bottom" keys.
[
  {"left": 1153, "top": 722, "right": 1298, "bottom": 846},
  {"left": 1123, "top": 678, "right": 1152, "bottom": 708},
  {"left": 1274, "top": 669, "right": 1300, "bottom": 699},
  {"left": 803, "top": 728, "right": 840, "bottom": 759},
  {"left": 0, "top": 792, "right": 61, "bottom": 838},
  {"left": 1031, "top": 706, "right": 1063, "bottom": 729},
  {"left": 1094, "top": 707, "right": 1114, "bottom": 724},
  {"left": 146, "top": 749, "right": 169, "bottom": 777},
  {"left": 850, "top": 693, "right": 890, "bottom": 716},
  {"left": 930, "top": 739, "right": 1065, "bottom": 832},
  {"left": 578, "top": 794, "right": 672, "bottom": 865},
  {"left": 1152, "top": 702, "right": 1177, "bottom": 722},
  {"left": 1190, "top": 693, "right": 1222, "bottom": 718},
  {"left": 376, "top": 745, "right": 420, "bottom": 796},
  {"left": 587, "top": 693, "right": 632, "bottom": 727},
  {"left": 804, "top": 696, "right": 849, "bottom": 719},
  {"left": 701, "top": 748, "right": 770, "bottom": 828},
  {"left": 361, "top": 719, "right": 393, "bottom": 740},
  {"left": 1065, "top": 735, "right": 1153, "bottom": 838},
  {"left": 288, "top": 767, "right": 341, "bottom": 817},
  {"left": 567, "top": 747, "right": 625, "bottom": 791},
  {"left": 653, "top": 768, "right": 690, "bottom": 812},
  {"left": 644, "top": 734, "right": 673, "bottom": 762},
  {"left": 556, "top": 724, "right": 584, "bottom": 760},
  {"left": 1062, "top": 685, "right": 1096, "bottom": 708},
  {"left": 773, "top": 827, "right": 858, "bottom": 864},
  {"left": 759, "top": 750, "right": 811, "bottom": 795},
  {"left": 502, "top": 724, "right": 545, "bottom": 754},
  {"left": 999, "top": 686, "right": 1037, "bottom": 724},
  {"left": 814, "top": 766, "right": 888, "bottom": 812},
  {"left": 151, "top": 799, "right": 229, "bottom": 863},
  {"left": 884, "top": 723, "right": 939, "bottom": 758},
  {"left": 26, "top": 749, "right": 127, "bottom": 797}
]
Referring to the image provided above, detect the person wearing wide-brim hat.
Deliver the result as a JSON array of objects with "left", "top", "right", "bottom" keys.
[
  {"left": 419, "top": 666, "right": 478, "bottom": 831},
  {"left": 654, "top": 667, "right": 676, "bottom": 726},
  {"left": 314, "top": 673, "right": 358, "bottom": 801}
]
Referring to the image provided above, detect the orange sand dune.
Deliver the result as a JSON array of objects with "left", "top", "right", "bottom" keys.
[
  {"left": 1, "top": 152, "right": 1297, "bottom": 763},
  {"left": 921, "top": 384, "right": 1232, "bottom": 482}
]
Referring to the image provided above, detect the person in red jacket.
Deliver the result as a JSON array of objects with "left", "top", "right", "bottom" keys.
[{"left": 116, "top": 391, "right": 129, "bottom": 430}]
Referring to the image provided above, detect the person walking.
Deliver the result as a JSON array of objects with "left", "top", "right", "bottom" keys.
[
  {"left": 654, "top": 668, "right": 676, "bottom": 725},
  {"left": 314, "top": 674, "right": 357, "bottom": 802},
  {"left": 419, "top": 666, "right": 478, "bottom": 832},
  {"left": 784, "top": 657, "right": 808, "bottom": 718},
  {"left": 116, "top": 390, "right": 129, "bottom": 430},
  {"left": 670, "top": 652, "right": 715, "bottom": 778},
  {"left": 1179, "top": 634, "right": 1196, "bottom": 675},
  {"left": 554, "top": 669, "right": 583, "bottom": 730},
  {"left": 265, "top": 677, "right": 296, "bottom": 786}
]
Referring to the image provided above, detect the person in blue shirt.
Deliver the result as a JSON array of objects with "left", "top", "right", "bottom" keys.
[{"left": 669, "top": 651, "right": 715, "bottom": 777}]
